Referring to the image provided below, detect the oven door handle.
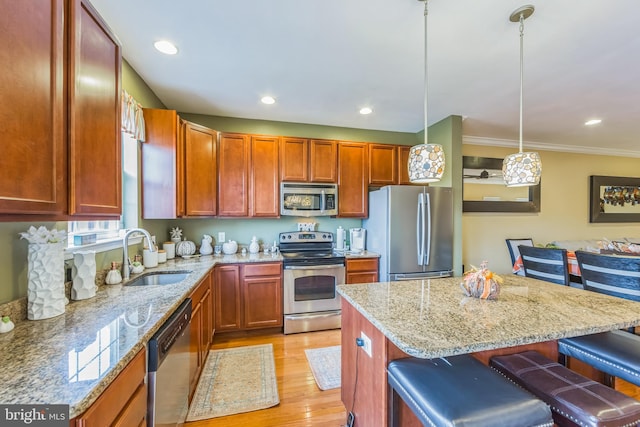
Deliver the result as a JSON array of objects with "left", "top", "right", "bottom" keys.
[{"left": 284, "top": 264, "right": 344, "bottom": 270}]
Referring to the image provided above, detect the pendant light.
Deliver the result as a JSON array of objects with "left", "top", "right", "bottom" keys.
[
  {"left": 502, "top": 5, "right": 542, "bottom": 187},
  {"left": 408, "top": 0, "right": 445, "bottom": 183}
]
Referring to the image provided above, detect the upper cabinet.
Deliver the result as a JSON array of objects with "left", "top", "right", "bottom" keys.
[
  {"left": 0, "top": 0, "right": 121, "bottom": 218},
  {"left": 250, "top": 135, "right": 280, "bottom": 217},
  {"left": 338, "top": 142, "right": 368, "bottom": 218},
  {"left": 280, "top": 138, "right": 337, "bottom": 183},
  {"left": 368, "top": 144, "right": 397, "bottom": 186},
  {"left": 142, "top": 109, "right": 218, "bottom": 218},
  {"left": 397, "top": 145, "right": 413, "bottom": 185}
]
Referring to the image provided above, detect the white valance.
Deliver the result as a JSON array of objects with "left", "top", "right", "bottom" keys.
[{"left": 121, "top": 90, "right": 146, "bottom": 142}]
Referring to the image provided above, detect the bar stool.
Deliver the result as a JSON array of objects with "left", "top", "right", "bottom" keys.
[
  {"left": 387, "top": 354, "right": 553, "bottom": 427},
  {"left": 558, "top": 251, "right": 640, "bottom": 387},
  {"left": 491, "top": 351, "right": 640, "bottom": 427}
]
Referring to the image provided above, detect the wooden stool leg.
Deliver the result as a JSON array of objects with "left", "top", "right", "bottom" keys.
[{"left": 388, "top": 385, "right": 400, "bottom": 427}]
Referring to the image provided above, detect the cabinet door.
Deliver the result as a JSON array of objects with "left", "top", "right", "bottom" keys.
[
  {"left": 242, "top": 275, "right": 283, "bottom": 329},
  {"left": 280, "top": 137, "right": 308, "bottom": 182},
  {"left": 214, "top": 265, "right": 242, "bottom": 331},
  {"left": 250, "top": 135, "right": 279, "bottom": 217},
  {"left": 310, "top": 139, "right": 337, "bottom": 183},
  {"left": 369, "top": 144, "right": 397, "bottom": 186},
  {"left": 346, "top": 258, "right": 379, "bottom": 284},
  {"left": 189, "top": 300, "right": 202, "bottom": 396},
  {"left": 398, "top": 145, "right": 414, "bottom": 185},
  {"left": 184, "top": 121, "right": 217, "bottom": 216},
  {"left": 218, "top": 133, "right": 250, "bottom": 216},
  {"left": 338, "top": 142, "right": 368, "bottom": 218},
  {"left": 68, "top": 0, "right": 122, "bottom": 216},
  {"left": 0, "top": 0, "right": 66, "bottom": 215}
]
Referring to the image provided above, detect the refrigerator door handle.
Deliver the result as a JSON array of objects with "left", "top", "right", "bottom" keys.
[
  {"left": 417, "top": 193, "right": 426, "bottom": 265},
  {"left": 424, "top": 191, "right": 431, "bottom": 265}
]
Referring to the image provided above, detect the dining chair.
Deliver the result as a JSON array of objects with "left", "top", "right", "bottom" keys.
[
  {"left": 518, "top": 245, "right": 570, "bottom": 286},
  {"left": 506, "top": 238, "right": 534, "bottom": 276},
  {"left": 558, "top": 251, "right": 640, "bottom": 388}
]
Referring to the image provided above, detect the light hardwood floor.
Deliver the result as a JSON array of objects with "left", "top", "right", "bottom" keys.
[{"left": 186, "top": 329, "right": 347, "bottom": 427}]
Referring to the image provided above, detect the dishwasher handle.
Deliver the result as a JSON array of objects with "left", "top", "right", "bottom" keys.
[{"left": 148, "top": 298, "right": 192, "bottom": 372}]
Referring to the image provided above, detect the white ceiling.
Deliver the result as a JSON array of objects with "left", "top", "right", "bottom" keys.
[{"left": 91, "top": 0, "right": 640, "bottom": 155}]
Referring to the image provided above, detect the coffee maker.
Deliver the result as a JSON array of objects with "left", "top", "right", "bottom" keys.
[{"left": 349, "top": 228, "right": 366, "bottom": 252}]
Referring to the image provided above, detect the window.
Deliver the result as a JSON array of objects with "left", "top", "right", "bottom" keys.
[{"left": 66, "top": 133, "right": 139, "bottom": 254}]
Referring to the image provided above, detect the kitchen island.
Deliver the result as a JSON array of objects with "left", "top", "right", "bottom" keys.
[{"left": 337, "top": 275, "right": 640, "bottom": 426}]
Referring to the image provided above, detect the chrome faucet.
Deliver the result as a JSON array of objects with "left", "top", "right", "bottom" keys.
[{"left": 122, "top": 228, "right": 155, "bottom": 280}]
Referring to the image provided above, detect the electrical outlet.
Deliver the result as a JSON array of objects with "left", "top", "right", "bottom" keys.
[
  {"left": 218, "top": 232, "right": 225, "bottom": 243},
  {"left": 360, "top": 331, "right": 372, "bottom": 357}
]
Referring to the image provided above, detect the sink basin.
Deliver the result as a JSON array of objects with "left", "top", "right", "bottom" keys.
[{"left": 126, "top": 270, "right": 192, "bottom": 287}]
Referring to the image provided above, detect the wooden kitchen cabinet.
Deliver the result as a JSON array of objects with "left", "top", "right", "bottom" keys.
[
  {"left": 0, "top": 0, "right": 121, "bottom": 218},
  {"left": 280, "top": 138, "right": 337, "bottom": 183},
  {"left": 142, "top": 109, "right": 218, "bottom": 218},
  {"left": 215, "top": 264, "right": 242, "bottom": 331},
  {"left": 250, "top": 135, "right": 280, "bottom": 217},
  {"left": 189, "top": 272, "right": 213, "bottom": 399},
  {"left": 338, "top": 141, "right": 369, "bottom": 218},
  {"left": 217, "top": 133, "right": 250, "bottom": 216},
  {"left": 242, "top": 263, "right": 283, "bottom": 329},
  {"left": 214, "top": 262, "right": 283, "bottom": 332},
  {"left": 73, "top": 348, "right": 147, "bottom": 426},
  {"left": 346, "top": 257, "right": 380, "bottom": 284},
  {"left": 398, "top": 145, "right": 414, "bottom": 185},
  {"left": 368, "top": 144, "right": 398, "bottom": 186}
]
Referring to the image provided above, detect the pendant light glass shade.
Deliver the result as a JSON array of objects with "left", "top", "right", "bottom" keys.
[
  {"left": 409, "top": 0, "right": 444, "bottom": 184},
  {"left": 502, "top": 5, "right": 541, "bottom": 187}
]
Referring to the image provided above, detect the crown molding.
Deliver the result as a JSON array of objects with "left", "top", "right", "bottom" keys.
[{"left": 463, "top": 135, "right": 640, "bottom": 158}]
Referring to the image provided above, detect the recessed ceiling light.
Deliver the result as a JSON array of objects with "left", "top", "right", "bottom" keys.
[
  {"left": 261, "top": 96, "right": 276, "bottom": 105},
  {"left": 585, "top": 119, "right": 602, "bottom": 126},
  {"left": 154, "top": 40, "right": 178, "bottom": 55},
  {"left": 359, "top": 107, "right": 373, "bottom": 115}
]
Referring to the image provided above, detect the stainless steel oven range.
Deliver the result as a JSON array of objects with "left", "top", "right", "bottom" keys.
[{"left": 279, "top": 231, "right": 345, "bottom": 334}]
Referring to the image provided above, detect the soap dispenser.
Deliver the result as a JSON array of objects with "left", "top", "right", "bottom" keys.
[{"left": 249, "top": 236, "right": 260, "bottom": 254}]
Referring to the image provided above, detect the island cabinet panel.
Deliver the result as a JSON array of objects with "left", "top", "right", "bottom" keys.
[
  {"left": 142, "top": 110, "right": 218, "bottom": 218},
  {"left": 184, "top": 121, "right": 218, "bottom": 216},
  {"left": 214, "top": 263, "right": 283, "bottom": 332},
  {"left": 397, "top": 145, "right": 413, "bottom": 185},
  {"left": 345, "top": 257, "right": 379, "bottom": 284},
  {"left": 218, "top": 133, "right": 250, "bottom": 217},
  {"left": 338, "top": 142, "right": 368, "bottom": 218},
  {"left": 0, "top": 0, "right": 66, "bottom": 215},
  {"left": 74, "top": 347, "right": 147, "bottom": 426},
  {"left": 250, "top": 135, "right": 280, "bottom": 217},
  {"left": 189, "top": 272, "right": 213, "bottom": 400},
  {"left": 242, "top": 263, "right": 283, "bottom": 329},
  {"left": 214, "top": 264, "right": 242, "bottom": 331},
  {"left": 280, "top": 138, "right": 337, "bottom": 183},
  {"left": 368, "top": 144, "right": 397, "bottom": 186},
  {"left": 68, "top": 0, "right": 122, "bottom": 216}
]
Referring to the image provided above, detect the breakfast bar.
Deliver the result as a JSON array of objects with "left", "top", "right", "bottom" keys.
[{"left": 337, "top": 275, "right": 640, "bottom": 426}]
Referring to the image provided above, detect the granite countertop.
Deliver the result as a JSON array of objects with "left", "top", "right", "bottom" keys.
[
  {"left": 0, "top": 252, "right": 282, "bottom": 418},
  {"left": 337, "top": 275, "right": 640, "bottom": 359}
]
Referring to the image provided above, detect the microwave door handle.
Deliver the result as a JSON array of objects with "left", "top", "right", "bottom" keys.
[{"left": 321, "top": 190, "right": 326, "bottom": 213}]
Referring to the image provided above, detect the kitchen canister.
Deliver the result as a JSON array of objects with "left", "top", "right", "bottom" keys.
[
  {"left": 158, "top": 249, "right": 167, "bottom": 263},
  {"left": 143, "top": 246, "right": 158, "bottom": 268},
  {"left": 163, "top": 241, "right": 175, "bottom": 259}
]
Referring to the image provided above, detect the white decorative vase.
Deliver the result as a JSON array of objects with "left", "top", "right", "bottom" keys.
[
  {"left": 71, "top": 250, "right": 97, "bottom": 301},
  {"left": 27, "top": 243, "right": 65, "bottom": 320}
]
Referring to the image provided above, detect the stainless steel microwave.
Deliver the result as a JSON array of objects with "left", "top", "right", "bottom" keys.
[{"left": 280, "top": 182, "right": 338, "bottom": 217}]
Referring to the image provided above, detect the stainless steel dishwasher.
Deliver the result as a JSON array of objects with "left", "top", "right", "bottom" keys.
[{"left": 148, "top": 298, "right": 192, "bottom": 427}]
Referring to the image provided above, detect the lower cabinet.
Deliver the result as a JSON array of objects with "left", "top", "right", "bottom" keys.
[
  {"left": 346, "top": 257, "right": 379, "bottom": 284},
  {"left": 72, "top": 348, "right": 147, "bottom": 426},
  {"left": 215, "top": 262, "right": 283, "bottom": 332},
  {"left": 189, "top": 271, "right": 213, "bottom": 400}
]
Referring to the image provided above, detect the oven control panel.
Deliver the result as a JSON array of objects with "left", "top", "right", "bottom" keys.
[{"left": 279, "top": 231, "right": 334, "bottom": 243}]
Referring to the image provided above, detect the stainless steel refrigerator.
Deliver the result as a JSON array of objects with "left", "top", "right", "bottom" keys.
[{"left": 363, "top": 185, "right": 453, "bottom": 281}]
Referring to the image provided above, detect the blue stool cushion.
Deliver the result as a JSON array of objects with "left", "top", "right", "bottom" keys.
[
  {"left": 387, "top": 354, "right": 553, "bottom": 427},
  {"left": 558, "top": 330, "right": 640, "bottom": 387},
  {"left": 491, "top": 350, "right": 640, "bottom": 427}
]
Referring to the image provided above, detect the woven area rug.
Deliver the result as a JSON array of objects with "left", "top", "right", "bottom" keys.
[
  {"left": 305, "top": 345, "right": 341, "bottom": 390},
  {"left": 186, "top": 344, "right": 279, "bottom": 421}
]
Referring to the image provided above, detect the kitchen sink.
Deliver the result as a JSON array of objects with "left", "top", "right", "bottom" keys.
[{"left": 126, "top": 271, "right": 192, "bottom": 287}]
